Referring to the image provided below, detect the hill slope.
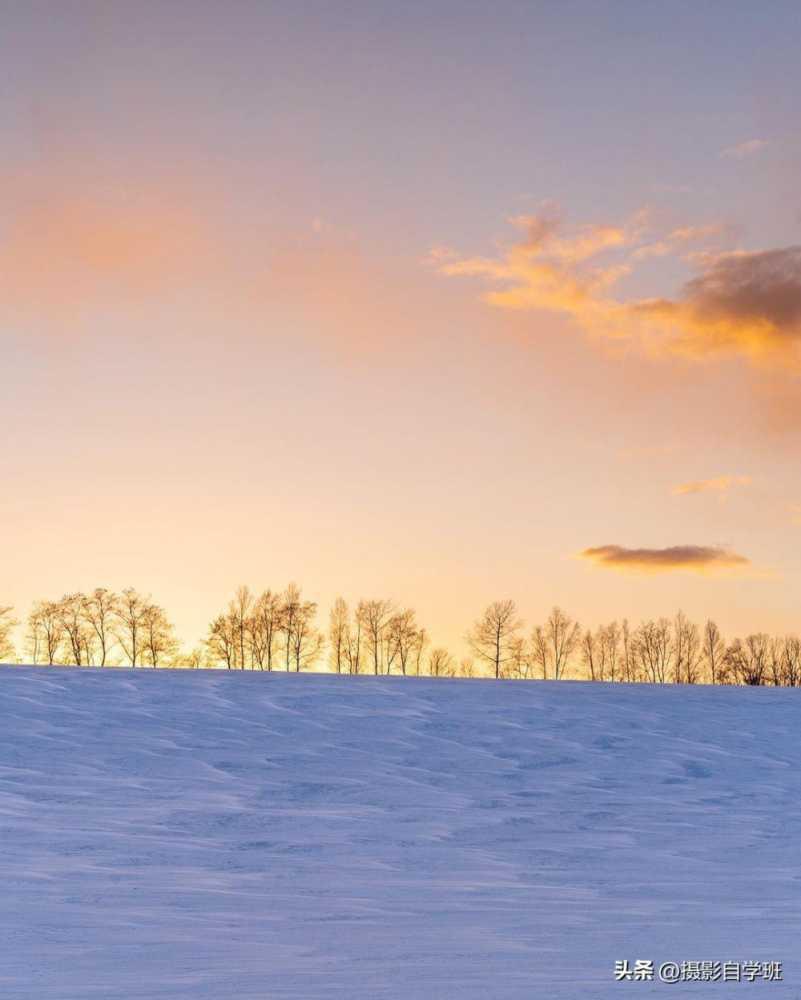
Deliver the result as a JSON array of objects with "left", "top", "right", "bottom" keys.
[{"left": 0, "top": 666, "right": 799, "bottom": 998}]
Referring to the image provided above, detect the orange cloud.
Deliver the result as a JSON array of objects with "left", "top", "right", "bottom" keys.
[
  {"left": 580, "top": 544, "right": 750, "bottom": 574},
  {"left": 672, "top": 475, "right": 751, "bottom": 496},
  {"left": 636, "top": 247, "right": 801, "bottom": 363},
  {"left": 434, "top": 207, "right": 801, "bottom": 369}
]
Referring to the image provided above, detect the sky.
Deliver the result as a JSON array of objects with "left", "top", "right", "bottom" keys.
[{"left": 2, "top": 0, "right": 801, "bottom": 659}]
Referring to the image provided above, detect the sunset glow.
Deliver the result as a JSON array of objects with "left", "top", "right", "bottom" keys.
[{"left": 3, "top": 2, "right": 801, "bottom": 660}]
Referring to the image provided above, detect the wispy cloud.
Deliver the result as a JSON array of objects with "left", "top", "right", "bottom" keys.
[
  {"left": 672, "top": 475, "right": 751, "bottom": 496},
  {"left": 433, "top": 206, "right": 801, "bottom": 369},
  {"left": 580, "top": 544, "right": 750, "bottom": 574},
  {"left": 720, "top": 138, "right": 768, "bottom": 160}
]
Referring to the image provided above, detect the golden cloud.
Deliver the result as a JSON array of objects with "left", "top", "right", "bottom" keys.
[
  {"left": 580, "top": 544, "right": 750, "bottom": 574},
  {"left": 433, "top": 206, "right": 801, "bottom": 369}
]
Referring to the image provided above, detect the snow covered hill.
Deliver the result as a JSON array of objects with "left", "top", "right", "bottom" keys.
[{"left": 1, "top": 666, "right": 800, "bottom": 998}]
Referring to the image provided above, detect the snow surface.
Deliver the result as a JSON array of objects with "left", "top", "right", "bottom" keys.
[{"left": 1, "top": 666, "right": 800, "bottom": 998}]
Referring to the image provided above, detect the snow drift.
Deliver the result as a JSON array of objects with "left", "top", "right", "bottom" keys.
[{"left": 0, "top": 666, "right": 799, "bottom": 998}]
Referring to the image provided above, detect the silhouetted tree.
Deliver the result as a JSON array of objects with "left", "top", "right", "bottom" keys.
[
  {"left": 467, "top": 600, "right": 521, "bottom": 679},
  {"left": 59, "top": 593, "right": 94, "bottom": 666},
  {"left": 673, "top": 612, "right": 702, "bottom": 684},
  {"left": 83, "top": 588, "right": 118, "bottom": 666},
  {"left": 28, "top": 600, "right": 64, "bottom": 665},
  {"left": 141, "top": 602, "right": 178, "bottom": 667},
  {"left": 506, "top": 635, "right": 532, "bottom": 679},
  {"left": 358, "top": 599, "right": 394, "bottom": 675},
  {"left": 621, "top": 619, "right": 634, "bottom": 682},
  {"left": 290, "top": 600, "right": 323, "bottom": 671},
  {"left": 116, "top": 588, "right": 150, "bottom": 667},
  {"left": 229, "top": 585, "right": 253, "bottom": 670},
  {"left": 783, "top": 636, "right": 801, "bottom": 687},
  {"left": 532, "top": 607, "right": 580, "bottom": 680},
  {"left": 343, "top": 607, "right": 361, "bottom": 674},
  {"left": 329, "top": 598, "right": 349, "bottom": 674},
  {"left": 280, "top": 583, "right": 302, "bottom": 671},
  {"left": 207, "top": 612, "right": 237, "bottom": 669},
  {"left": 634, "top": 618, "right": 672, "bottom": 684},
  {"left": 250, "top": 589, "right": 282, "bottom": 671},
  {"left": 703, "top": 620, "right": 725, "bottom": 686},
  {"left": 768, "top": 637, "right": 785, "bottom": 687},
  {"left": 386, "top": 609, "right": 420, "bottom": 676},
  {"left": 428, "top": 647, "right": 453, "bottom": 677},
  {"left": 459, "top": 657, "right": 476, "bottom": 677},
  {"left": 725, "top": 634, "right": 769, "bottom": 686},
  {"left": 0, "top": 605, "right": 17, "bottom": 662},
  {"left": 581, "top": 628, "right": 599, "bottom": 681},
  {"left": 582, "top": 624, "right": 622, "bottom": 682},
  {"left": 413, "top": 627, "right": 428, "bottom": 676},
  {"left": 601, "top": 622, "right": 622, "bottom": 681}
]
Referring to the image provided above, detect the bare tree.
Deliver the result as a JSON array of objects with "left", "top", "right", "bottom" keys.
[
  {"left": 28, "top": 600, "right": 64, "bottom": 665},
  {"left": 581, "top": 624, "right": 619, "bottom": 682},
  {"left": 413, "top": 627, "right": 428, "bottom": 676},
  {"left": 532, "top": 607, "right": 580, "bottom": 680},
  {"left": 250, "top": 589, "right": 282, "bottom": 671},
  {"left": 784, "top": 636, "right": 801, "bottom": 687},
  {"left": 768, "top": 637, "right": 785, "bottom": 687},
  {"left": 673, "top": 612, "right": 702, "bottom": 684},
  {"left": 116, "top": 588, "right": 150, "bottom": 667},
  {"left": 428, "top": 647, "right": 453, "bottom": 677},
  {"left": 0, "top": 605, "right": 17, "bottom": 662},
  {"left": 206, "top": 612, "right": 237, "bottom": 668},
  {"left": 621, "top": 618, "right": 634, "bottom": 682},
  {"left": 58, "top": 593, "right": 95, "bottom": 666},
  {"left": 280, "top": 583, "right": 302, "bottom": 672},
  {"left": 601, "top": 622, "right": 621, "bottom": 682},
  {"left": 505, "top": 635, "right": 531, "bottom": 679},
  {"left": 386, "top": 609, "right": 420, "bottom": 676},
  {"left": 703, "top": 620, "right": 725, "bottom": 685},
  {"left": 634, "top": 618, "right": 673, "bottom": 684},
  {"left": 83, "top": 588, "right": 118, "bottom": 666},
  {"left": 229, "top": 585, "right": 253, "bottom": 670},
  {"left": 141, "top": 602, "right": 178, "bottom": 667},
  {"left": 467, "top": 600, "right": 522, "bottom": 679},
  {"left": 328, "top": 598, "right": 349, "bottom": 674},
  {"left": 581, "top": 628, "right": 599, "bottom": 681},
  {"left": 25, "top": 606, "right": 43, "bottom": 664},
  {"left": 358, "top": 599, "right": 395, "bottom": 675},
  {"left": 725, "top": 634, "right": 769, "bottom": 686},
  {"left": 684, "top": 624, "right": 703, "bottom": 684},
  {"left": 290, "top": 600, "right": 323, "bottom": 671},
  {"left": 343, "top": 605, "right": 363, "bottom": 675},
  {"left": 458, "top": 657, "right": 476, "bottom": 678}
]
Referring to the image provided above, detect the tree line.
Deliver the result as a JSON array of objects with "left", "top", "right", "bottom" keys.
[
  {"left": 0, "top": 589, "right": 180, "bottom": 668},
  {"left": 0, "top": 588, "right": 800, "bottom": 687}
]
